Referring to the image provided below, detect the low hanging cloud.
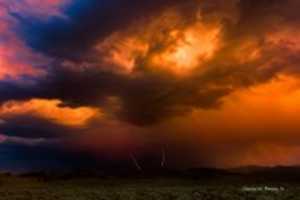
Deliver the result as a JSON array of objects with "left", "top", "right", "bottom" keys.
[{"left": 0, "top": 98, "right": 100, "bottom": 126}]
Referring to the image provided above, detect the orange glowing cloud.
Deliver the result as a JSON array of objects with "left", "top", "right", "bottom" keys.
[
  {"left": 267, "top": 28, "right": 300, "bottom": 51},
  {"left": 226, "top": 38, "right": 262, "bottom": 64},
  {"left": 94, "top": 9, "right": 222, "bottom": 77},
  {"left": 97, "top": 35, "right": 149, "bottom": 74},
  {"left": 151, "top": 22, "right": 222, "bottom": 75},
  {"left": 0, "top": 99, "right": 100, "bottom": 127}
]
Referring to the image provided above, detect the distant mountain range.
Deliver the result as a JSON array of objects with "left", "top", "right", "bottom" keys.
[{"left": 7, "top": 165, "right": 300, "bottom": 182}]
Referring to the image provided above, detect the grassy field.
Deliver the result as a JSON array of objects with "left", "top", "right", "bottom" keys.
[{"left": 0, "top": 174, "right": 299, "bottom": 200}]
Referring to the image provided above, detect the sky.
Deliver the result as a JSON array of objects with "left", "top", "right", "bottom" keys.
[{"left": 1, "top": 0, "right": 300, "bottom": 171}]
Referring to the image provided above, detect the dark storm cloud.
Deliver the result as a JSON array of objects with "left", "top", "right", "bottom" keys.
[
  {"left": 0, "top": 78, "right": 43, "bottom": 103},
  {"left": 226, "top": 0, "right": 300, "bottom": 38},
  {"left": 20, "top": 0, "right": 185, "bottom": 60},
  {"left": 0, "top": 115, "right": 75, "bottom": 139},
  {"left": 116, "top": 74, "right": 232, "bottom": 125},
  {"left": 2, "top": 0, "right": 300, "bottom": 127},
  {"left": 0, "top": 65, "right": 234, "bottom": 125},
  {"left": 236, "top": 0, "right": 280, "bottom": 31},
  {"left": 0, "top": 0, "right": 293, "bottom": 125},
  {"left": 50, "top": 66, "right": 232, "bottom": 125}
]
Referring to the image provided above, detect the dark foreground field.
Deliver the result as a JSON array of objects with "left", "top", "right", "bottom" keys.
[{"left": 1, "top": 167, "right": 300, "bottom": 200}]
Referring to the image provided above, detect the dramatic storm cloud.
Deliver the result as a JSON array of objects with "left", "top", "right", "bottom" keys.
[{"left": 1, "top": 0, "right": 300, "bottom": 171}]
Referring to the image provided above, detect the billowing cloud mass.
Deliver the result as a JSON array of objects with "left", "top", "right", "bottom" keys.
[{"left": 1, "top": 0, "right": 300, "bottom": 171}]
